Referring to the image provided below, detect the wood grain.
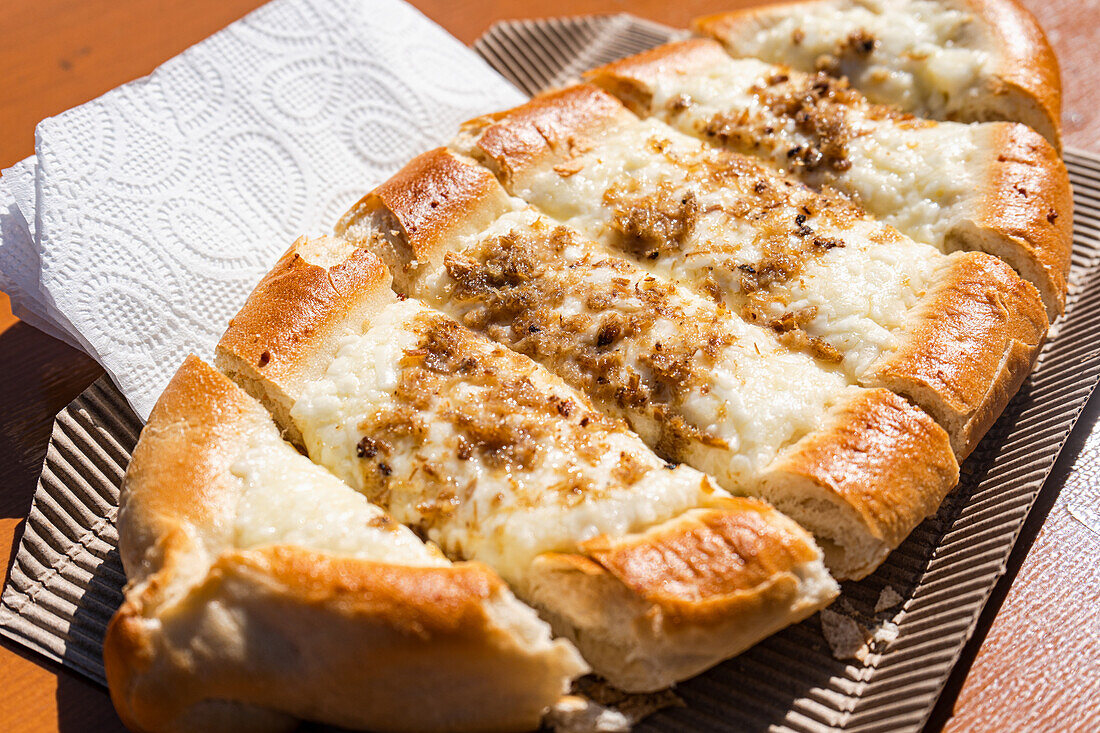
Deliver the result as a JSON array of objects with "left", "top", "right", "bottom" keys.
[{"left": 0, "top": 1, "right": 1097, "bottom": 731}]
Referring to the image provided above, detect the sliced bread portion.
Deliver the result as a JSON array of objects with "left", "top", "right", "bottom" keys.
[
  {"left": 339, "top": 148, "right": 959, "bottom": 580},
  {"left": 216, "top": 239, "right": 838, "bottom": 690},
  {"left": 106, "top": 355, "right": 586, "bottom": 733},
  {"left": 452, "top": 87, "right": 1045, "bottom": 459},
  {"left": 694, "top": 0, "right": 1063, "bottom": 149},
  {"left": 586, "top": 38, "right": 1071, "bottom": 319}
]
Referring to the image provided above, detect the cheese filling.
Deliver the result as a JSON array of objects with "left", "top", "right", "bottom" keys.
[
  {"left": 290, "top": 299, "right": 720, "bottom": 585},
  {"left": 633, "top": 53, "right": 985, "bottom": 247},
  {"left": 494, "top": 117, "right": 941, "bottom": 379},
  {"left": 709, "top": 0, "right": 991, "bottom": 119},
  {"left": 230, "top": 418, "right": 446, "bottom": 566},
  {"left": 397, "top": 208, "right": 849, "bottom": 490}
]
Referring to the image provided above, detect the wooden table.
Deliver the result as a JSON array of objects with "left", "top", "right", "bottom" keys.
[{"left": 1, "top": 1, "right": 1097, "bottom": 730}]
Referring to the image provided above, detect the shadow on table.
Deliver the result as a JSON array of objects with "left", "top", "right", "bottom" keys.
[{"left": 0, "top": 321, "right": 101, "bottom": 572}]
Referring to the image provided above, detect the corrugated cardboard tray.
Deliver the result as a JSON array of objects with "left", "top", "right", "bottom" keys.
[{"left": 4, "top": 13, "right": 1100, "bottom": 733}]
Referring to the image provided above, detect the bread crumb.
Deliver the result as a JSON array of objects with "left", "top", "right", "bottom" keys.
[
  {"left": 548, "top": 678, "right": 683, "bottom": 732},
  {"left": 873, "top": 620, "right": 899, "bottom": 646},
  {"left": 547, "top": 695, "right": 631, "bottom": 733},
  {"left": 874, "top": 585, "right": 904, "bottom": 613},
  {"left": 820, "top": 608, "right": 867, "bottom": 659}
]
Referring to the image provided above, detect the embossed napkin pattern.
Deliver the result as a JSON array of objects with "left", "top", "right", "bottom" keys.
[{"left": 0, "top": 0, "right": 524, "bottom": 419}]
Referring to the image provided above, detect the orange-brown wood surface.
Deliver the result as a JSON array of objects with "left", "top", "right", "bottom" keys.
[{"left": 1, "top": 1, "right": 1098, "bottom": 731}]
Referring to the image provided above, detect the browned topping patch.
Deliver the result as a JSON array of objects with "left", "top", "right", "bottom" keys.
[
  {"left": 678, "top": 64, "right": 926, "bottom": 181},
  {"left": 608, "top": 183, "right": 700, "bottom": 261},
  {"left": 352, "top": 311, "right": 643, "bottom": 537},
  {"left": 741, "top": 303, "right": 843, "bottom": 363},
  {"left": 597, "top": 142, "right": 856, "bottom": 368},
  {"left": 703, "top": 73, "right": 862, "bottom": 174},
  {"left": 441, "top": 222, "right": 740, "bottom": 461}
]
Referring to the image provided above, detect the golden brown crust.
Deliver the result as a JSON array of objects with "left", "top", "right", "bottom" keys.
[
  {"left": 337, "top": 148, "right": 512, "bottom": 267},
  {"left": 107, "top": 356, "right": 585, "bottom": 733},
  {"left": 106, "top": 546, "right": 576, "bottom": 733},
  {"left": 217, "top": 235, "right": 391, "bottom": 392},
  {"left": 869, "top": 252, "right": 1047, "bottom": 459},
  {"left": 584, "top": 39, "right": 729, "bottom": 113},
  {"left": 524, "top": 501, "right": 836, "bottom": 692},
  {"left": 584, "top": 501, "right": 821, "bottom": 620},
  {"left": 337, "top": 148, "right": 515, "bottom": 287},
  {"left": 770, "top": 388, "right": 959, "bottom": 579},
  {"left": 692, "top": 0, "right": 1063, "bottom": 149},
  {"left": 117, "top": 354, "right": 254, "bottom": 580},
  {"left": 958, "top": 122, "right": 1072, "bottom": 319},
  {"left": 215, "top": 235, "right": 395, "bottom": 443},
  {"left": 967, "top": 0, "right": 1062, "bottom": 150},
  {"left": 457, "top": 84, "right": 634, "bottom": 184}
]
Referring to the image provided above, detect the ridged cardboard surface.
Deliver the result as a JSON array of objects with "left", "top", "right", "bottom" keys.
[{"left": 3, "top": 13, "right": 1100, "bottom": 732}]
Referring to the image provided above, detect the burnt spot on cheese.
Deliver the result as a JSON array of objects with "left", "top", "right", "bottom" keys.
[{"left": 839, "top": 29, "right": 879, "bottom": 57}]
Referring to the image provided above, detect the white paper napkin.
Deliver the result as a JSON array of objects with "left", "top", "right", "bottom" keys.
[
  {"left": 0, "top": 163, "right": 91, "bottom": 351},
  {"left": 2, "top": 0, "right": 525, "bottom": 420}
]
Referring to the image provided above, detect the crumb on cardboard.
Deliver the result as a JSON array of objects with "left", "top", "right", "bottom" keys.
[
  {"left": 820, "top": 608, "right": 868, "bottom": 660},
  {"left": 874, "top": 585, "right": 904, "bottom": 613}
]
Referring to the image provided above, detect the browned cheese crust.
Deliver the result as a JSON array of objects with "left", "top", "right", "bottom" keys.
[
  {"left": 693, "top": 0, "right": 1063, "bottom": 150},
  {"left": 106, "top": 355, "right": 583, "bottom": 733}
]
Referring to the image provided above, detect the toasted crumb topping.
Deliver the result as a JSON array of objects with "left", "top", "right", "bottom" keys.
[
  {"left": 698, "top": 72, "right": 872, "bottom": 175},
  {"left": 440, "top": 221, "right": 746, "bottom": 459},
  {"left": 352, "top": 311, "right": 648, "bottom": 534},
  {"left": 592, "top": 138, "right": 867, "bottom": 365}
]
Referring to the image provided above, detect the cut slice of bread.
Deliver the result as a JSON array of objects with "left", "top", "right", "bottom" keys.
[
  {"left": 694, "top": 0, "right": 1062, "bottom": 150},
  {"left": 451, "top": 87, "right": 1045, "bottom": 459},
  {"left": 216, "top": 238, "right": 838, "bottom": 690},
  {"left": 339, "top": 147, "right": 960, "bottom": 580},
  {"left": 585, "top": 38, "right": 1071, "bottom": 319},
  {"left": 105, "top": 355, "right": 587, "bottom": 733}
]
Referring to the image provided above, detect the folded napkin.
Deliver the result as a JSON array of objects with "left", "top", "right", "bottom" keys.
[{"left": 0, "top": 0, "right": 525, "bottom": 419}]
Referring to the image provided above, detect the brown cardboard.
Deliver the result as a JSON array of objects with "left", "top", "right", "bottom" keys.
[{"left": 3, "top": 14, "right": 1100, "bottom": 732}]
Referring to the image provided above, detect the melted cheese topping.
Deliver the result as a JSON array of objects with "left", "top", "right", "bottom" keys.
[
  {"left": 713, "top": 0, "right": 991, "bottom": 119},
  {"left": 503, "top": 117, "right": 941, "bottom": 379},
  {"left": 408, "top": 208, "right": 849, "bottom": 483},
  {"left": 230, "top": 418, "right": 445, "bottom": 566},
  {"left": 290, "top": 299, "right": 719, "bottom": 584},
  {"left": 640, "top": 55, "right": 984, "bottom": 247}
]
